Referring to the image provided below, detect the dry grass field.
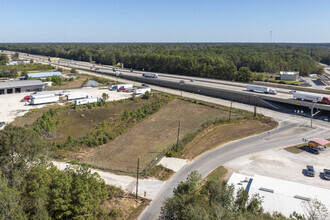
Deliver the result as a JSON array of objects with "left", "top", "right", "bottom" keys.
[
  {"left": 72, "top": 99, "right": 238, "bottom": 173},
  {"left": 180, "top": 117, "right": 278, "bottom": 160}
]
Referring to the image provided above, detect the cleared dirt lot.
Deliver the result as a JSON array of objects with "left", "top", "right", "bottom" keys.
[
  {"left": 224, "top": 145, "right": 330, "bottom": 190},
  {"left": 2, "top": 87, "right": 131, "bottom": 128},
  {"left": 73, "top": 99, "right": 237, "bottom": 173}
]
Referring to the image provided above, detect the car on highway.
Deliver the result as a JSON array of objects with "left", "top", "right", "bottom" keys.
[
  {"left": 142, "top": 84, "right": 150, "bottom": 87},
  {"left": 95, "top": 68, "right": 100, "bottom": 70},
  {"left": 306, "top": 147, "right": 320, "bottom": 155},
  {"left": 190, "top": 79, "right": 195, "bottom": 82},
  {"left": 324, "top": 117, "right": 328, "bottom": 122},
  {"left": 306, "top": 165, "right": 315, "bottom": 177},
  {"left": 180, "top": 80, "right": 185, "bottom": 84},
  {"left": 324, "top": 169, "right": 330, "bottom": 180}
]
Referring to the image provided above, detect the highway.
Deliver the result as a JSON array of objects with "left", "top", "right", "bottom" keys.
[
  {"left": 4, "top": 51, "right": 329, "bottom": 219},
  {"left": 10, "top": 51, "right": 330, "bottom": 112}
]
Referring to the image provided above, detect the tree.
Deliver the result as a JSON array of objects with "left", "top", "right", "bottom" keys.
[
  {"left": 236, "top": 67, "right": 253, "bottom": 82},
  {"left": 12, "top": 52, "right": 19, "bottom": 60},
  {"left": 101, "top": 93, "right": 109, "bottom": 102},
  {"left": 0, "top": 125, "right": 45, "bottom": 185},
  {"left": 206, "top": 180, "right": 234, "bottom": 209},
  {"left": 0, "top": 54, "right": 9, "bottom": 65},
  {"left": 0, "top": 170, "right": 26, "bottom": 219},
  {"left": 302, "top": 198, "right": 329, "bottom": 220},
  {"left": 30, "top": 59, "right": 34, "bottom": 64},
  {"left": 142, "top": 91, "right": 151, "bottom": 99},
  {"left": 70, "top": 68, "right": 76, "bottom": 73}
]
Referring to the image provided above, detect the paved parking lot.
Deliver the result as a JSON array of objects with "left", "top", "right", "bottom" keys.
[
  {"left": 224, "top": 144, "right": 330, "bottom": 190},
  {"left": 0, "top": 87, "right": 132, "bottom": 128}
]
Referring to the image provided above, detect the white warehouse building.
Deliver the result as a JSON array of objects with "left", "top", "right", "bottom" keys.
[{"left": 280, "top": 71, "right": 299, "bottom": 81}]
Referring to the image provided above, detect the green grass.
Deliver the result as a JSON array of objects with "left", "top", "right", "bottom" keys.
[
  {"left": 284, "top": 144, "right": 306, "bottom": 154},
  {"left": 205, "top": 166, "right": 228, "bottom": 182}
]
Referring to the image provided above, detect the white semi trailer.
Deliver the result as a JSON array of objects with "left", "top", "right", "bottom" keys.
[
  {"left": 75, "top": 97, "right": 99, "bottom": 105},
  {"left": 142, "top": 73, "right": 159, "bottom": 78},
  {"left": 293, "top": 92, "right": 322, "bottom": 102},
  {"left": 29, "top": 96, "right": 59, "bottom": 105},
  {"left": 30, "top": 92, "right": 55, "bottom": 99},
  {"left": 134, "top": 87, "right": 151, "bottom": 95},
  {"left": 67, "top": 93, "right": 90, "bottom": 100},
  {"left": 246, "top": 85, "right": 277, "bottom": 95}
]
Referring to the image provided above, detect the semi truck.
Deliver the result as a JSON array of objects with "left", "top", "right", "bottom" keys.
[
  {"left": 247, "top": 85, "right": 277, "bottom": 94},
  {"left": 134, "top": 88, "right": 151, "bottom": 95},
  {"left": 293, "top": 92, "right": 330, "bottom": 104},
  {"left": 142, "top": 73, "right": 159, "bottom": 78},
  {"left": 75, "top": 97, "right": 99, "bottom": 105},
  {"left": 67, "top": 93, "right": 90, "bottom": 100},
  {"left": 109, "top": 84, "right": 133, "bottom": 91},
  {"left": 29, "top": 96, "right": 59, "bottom": 105}
]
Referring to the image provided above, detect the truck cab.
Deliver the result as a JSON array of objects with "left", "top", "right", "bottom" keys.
[
  {"left": 269, "top": 88, "right": 277, "bottom": 95},
  {"left": 321, "top": 97, "right": 330, "bottom": 105}
]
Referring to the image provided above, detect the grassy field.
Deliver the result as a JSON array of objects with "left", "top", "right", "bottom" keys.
[
  {"left": 180, "top": 117, "right": 278, "bottom": 160},
  {"left": 72, "top": 99, "right": 241, "bottom": 173},
  {"left": 147, "top": 165, "right": 175, "bottom": 181},
  {"left": 13, "top": 98, "right": 159, "bottom": 141}
]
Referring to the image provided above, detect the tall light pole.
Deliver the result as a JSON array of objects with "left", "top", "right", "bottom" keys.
[{"left": 310, "top": 101, "right": 320, "bottom": 128}]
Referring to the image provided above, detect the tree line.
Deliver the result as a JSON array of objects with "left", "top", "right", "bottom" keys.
[{"left": 1, "top": 43, "right": 329, "bottom": 82}]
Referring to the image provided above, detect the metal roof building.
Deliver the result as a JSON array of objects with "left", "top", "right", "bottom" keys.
[
  {"left": 0, "top": 80, "right": 44, "bottom": 94},
  {"left": 228, "top": 173, "right": 330, "bottom": 217},
  {"left": 23, "top": 71, "right": 62, "bottom": 79},
  {"left": 280, "top": 71, "right": 299, "bottom": 81}
]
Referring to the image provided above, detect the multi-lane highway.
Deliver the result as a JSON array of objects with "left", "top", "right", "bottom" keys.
[{"left": 10, "top": 51, "right": 330, "bottom": 112}]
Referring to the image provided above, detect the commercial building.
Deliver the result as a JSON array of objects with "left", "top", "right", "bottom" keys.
[
  {"left": 228, "top": 173, "right": 330, "bottom": 217},
  {"left": 0, "top": 80, "right": 44, "bottom": 94},
  {"left": 280, "top": 71, "right": 299, "bottom": 81},
  {"left": 23, "top": 71, "right": 62, "bottom": 79}
]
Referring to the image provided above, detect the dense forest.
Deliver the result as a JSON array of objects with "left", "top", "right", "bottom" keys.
[
  {"left": 0, "top": 125, "right": 109, "bottom": 219},
  {"left": 1, "top": 43, "right": 329, "bottom": 82}
]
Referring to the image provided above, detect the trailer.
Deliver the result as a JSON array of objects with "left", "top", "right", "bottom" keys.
[
  {"left": 75, "top": 97, "right": 99, "bottom": 105},
  {"left": 29, "top": 96, "right": 59, "bottom": 105},
  {"left": 293, "top": 92, "right": 330, "bottom": 104},
  {"left": 246, "top": 85, "right": 277, "bottom": 95},
  {"left": 134, "top": 87, "right": 151, "bottom": 95},
  {"left": 67, "top": 93, "right": 90, "bottom": 100},
  {"left": 30, "top": 92, "right": 55, "bottom": 99},
  {"left": 142, "top": 73, "right": 159, "bottom": 78},
  {"left": 109, "top": 84, "right": 133, "bottom": 91}
]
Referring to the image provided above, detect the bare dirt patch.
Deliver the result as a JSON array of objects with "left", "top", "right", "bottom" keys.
[{"left": 181, "top": 117, "right": 278, "bottom": 160}]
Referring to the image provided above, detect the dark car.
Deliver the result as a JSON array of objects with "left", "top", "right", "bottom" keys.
[
  {"left": 0, "top": 122, "right": 5, "bottom": 127},
  {"left": 306, "top": 165, "right": 315, "bottom": 177},
  {"left": 306, "top": 147, "right": 320, "bottom": 155},
  {"left": 142, "top": 84, "right": 150, "bottom": 87},
  {"left": 324, "top": 169, "right": 330, "bottom": 180}
]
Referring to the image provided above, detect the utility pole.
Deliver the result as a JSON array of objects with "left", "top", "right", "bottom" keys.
[
  {"left": 229, "top": 99, "right": 233, "bottom": 120},
  {"left": 177, "top": 121, "right": 181, "bottom": 146},
  {"left": 253, "top": 95, "right": 257, "bottom": 117},
  {"left": 136, "top": 158, "right": 139, "bottom": 200}
]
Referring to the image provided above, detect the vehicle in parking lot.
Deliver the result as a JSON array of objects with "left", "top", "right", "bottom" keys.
[
  {"left": 306, "top": 165, "right": 315, "bottom": 177},
  {"left": 0, "top": 122, "right": 5, "bottom": 127},
  {"left": 324, "top": 169, "right": 330, "bottom": 180},
  {"left": 306, "top": 147, "right": 320, "bottom": 155}
]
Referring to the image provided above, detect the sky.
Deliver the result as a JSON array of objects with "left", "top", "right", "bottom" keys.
[{"left": 0, "top": 0, "right": 329, "bottom": 43}]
